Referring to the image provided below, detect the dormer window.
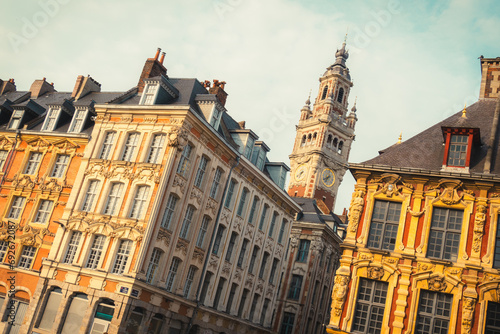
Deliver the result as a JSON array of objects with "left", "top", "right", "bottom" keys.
[
  {"left": 209, "top": 107, "right": 222, "bottom": 130},
  {"left": 140, "top": 83, "right": 159, "bottom": 105},
  {"left": 447, "top": 135, "right": 468, "bottom": 167},
  {"left": 244, "top": 136, "right": 255, "bottom": 159},
  {"left": 442, "top": 128, "right": 479, "bottom": 170},
  {"left": 42, "top": 108, "right": 61, "bottom": 131},
  {"left": 9, "top": 110, "right": 24, "bottom": 129},
  {"left": 68, "top": 108, "right": 88, "bottom": 133}
]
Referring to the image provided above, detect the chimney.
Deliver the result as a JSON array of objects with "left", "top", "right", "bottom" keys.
[
  {"left": 209, "top": 79, "right": 228, "bottom": 106},
  {"left": 137, "top": 48, "right": 167, "bottom": 93},
  {"left": 479, "top": 56, "right": 500, "bottom": 99},
  {"left": 29, "top": 77, "right": 56, "bottom": 98},
  {"left": 71, "top": 75, "right": 101, "bottom": 100},
  {"left": 0, "top": 78, "right": 16, "bottom": 95}
]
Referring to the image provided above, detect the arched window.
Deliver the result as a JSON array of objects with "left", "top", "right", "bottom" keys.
[
  {"left": 327, "top": 135, "right": 332, "bottom": 147},
  {"left": 37, "top": 287, "right": 62, "bottom": 331},
  {"left": 146, "top": 248, "right": 163, "bottom": 283},
  {"left": 321, "top": 85, "right": 329, "bottom": 100},
  {"left": 307, "top": 134, "right": 312, "bottom": 145},
  {"left": 311, "top": 133, "right": 317, "bottom": 145},
  {"left": 89, "top": 299, "right": 115, "bottom": 334},
  {"left": 338, "top": 141, "right": 344, "bottom": 154},
  {"left": 125, "top": 307, "right": 145, "bottom": 333},
  {"left": 61, "top": 293, "right": 88, "bottom": 334},
  {"left": 337, "top": 87, "right": 344, "bottom": 103},
  {"left": 129, "top": 185, "right": 150, "bottom": 219},
  {"left": 332, "top": 138, "right": 338, "bottom": 149},
  {"left": 300, "top": 135, "right": 306, "bottom": 147},
  {"left": 148, "top": 313, "right": 165, "bottom": 334}
]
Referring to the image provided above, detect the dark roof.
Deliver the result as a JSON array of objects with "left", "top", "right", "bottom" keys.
[
  {"left": 361, "top": 99, "right": 499, "bottom": 174},
  {"left": 294, "top": 197, "right": 343, "bottom": 225}
]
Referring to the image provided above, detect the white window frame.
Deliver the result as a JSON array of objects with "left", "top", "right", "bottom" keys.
[
  {"left": 209, "top": 107, "right": 222, "bottom": 130},
  {"left": 68, "top": 108, "right": 88, "bottom": 133},
  {"left": 140, "top": 83, "right": 160, "bottom": 105},
  {"left": 147, "top": 133, "right": 166, "bottom": 164},
  {"left": 161, "top": 194, "right": 178, "bottom": 230},
  {"left": 180, "top": 205, "right": 195, "bottom": 240},
  {"left": 51, "top": 154, "right": 70, "bottom": 178},
  {"left": 18, "top": 246, "right": 36, "bottom": 269},
  {"left": 194, "top": 156, "right": 208, "bottom": 188},
  {"left": 34, "top": 199, "right": 54, "bottom": 224},
  {"left": 99, "top": 132, "right": 116, "bottom": 160},
  {"left": 7, "top": 196, "right": 25, "bottom": 219},
  {"left": 209, "top": 168, "right": 222, "bottom": 199},
  {"left": 146, "top": 248, "right": 162, "bottom": 283},
  {"left": 121, "top": 133, "right": 140, "bottom": 162},
  {"left": 176, "top": 144, "right": 193, "bottom": 177},
  {"left": 183, "top": 266, "right": 197, "bottom": 298},
  {"left": 63, "top": 231, "right": 82, "bottom": 264},
  {"left": 112, "top": 239, "right": 132, "bottom": 274},
  {"left": 103, "top": 182, "right": 124, "bottom": 216},
  {"left": 81, "top": 180, "right": 100, "bottom": 212},
  {"left": 129, "top": 185, "right": 150, "bottom": 219},
  {"left": 166, "top": 258, "right": 181, "bottom": 292},
  {"left": 196, "top": 216, "right": 210, "bottom": 248},
  {"left": 42, "top": 107, "right": 61, "bottom": 131},
  {"left": 85, "top": 235, "right": 106, "bottom": 269},
  {"left": 0, "top": 150, "right": 8, "bottom": 171},
  {"left": 9, "top": 110, "right": 24, "bottom": 129},
  {"left": 24, "top": 152, "right": 43, "bottom": 174}
]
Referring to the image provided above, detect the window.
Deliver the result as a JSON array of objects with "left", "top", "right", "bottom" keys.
[
  {"left": 81, "top": 180, "right": 100, "bottom": 211},
  {"left": 103, "top": 182, "right": 124, "bottom": 216},
  {"left": 183, "top": 266, "right": 197, "bottom": 298},
  {"left": 495, "top": 219, "right": 500, "bottom": 268},
  {"left": 147, "top": 134, "right": 166, "bottom": 164},
  {"left": 42, "top": 108, "right": 60, "bottom": 131},
  {"left": 34, "top": 200, "right": 53, "bottom": 224},
  {"left": 146, "top": 248, "right": 162, "bottom": 283},
  {"left": 37, "top": 287, "right": 62, "bottom": 330},
  {"left": 161, "top": 194, "right": 178, "bottom": 229},
  {"left": 112, "top": 240, "right": 132, "bottom": 274},
  {"left": 486, "top": 301, "right": 500, "bottom": 333},
  {"left": 209, "top": 168, "right": 222, "bottom": 198},
  {"left": 300, "top": 135, "right": 306, "bottom": 147},
  {"left": 63, "top": 231, "right": 82, "bottom": 264},
  {"left": 248, "top": 196, "right": 259, "bottom": 224},
  {"left": 337, "top": 87, "right": 344, "bottom": 103},
  {"left": 126, "top": 307, "right": 144, "bottom": 334},
  {"left": 226, "top": 283, "right": 238, "bottom": 313},
  {"left": 212, "top": 225, "right": 225, "bottom": 255},
  {"left": 9, "top": 110, "right": 23, "bottom": 129},
  {"left": 196, "top": 216, "right": 210, "bottom": 248},
  {"left": 259, "top": 252, "right": 269, "bottom": 279},
  {"left": 213, "top": 278, "right": 226, "bottom": 309},
  {"left": 427, "top": 207, "right": 463, "bottom": 261},
  {"left": 18, "top": 246, "right": 36, "bottom": 269},
  {"left": 85, "top": 235, "right": 105, "bottom": 269},
  {"left": 193, "top": 155, "right": 209, "bottom": 188},
  {"left": 68, "top": 109, "right": 87, "bottom": 133},
  {"left": 447, "top": 134, "right": 468, "bottom": 167},
  {"left": 0, "top": 241, "right": 7, "bottom": 262},
  {"left": 278, "top": 219, "right": 287, "bottom": 244},
  {"left": 248, "top": 246, "right": 259, "bottom": 274},
  {"left": 177, "top": 144, "right": 193, "bottom": 177},
  {"left": 209, "top": 107, "right": 222, "bottom": 129},
  {"left": 0, "top": 150, "right": 8, "bottom": 171},
  {"left": 321, "top": 85, "right": 329, "bottom": 100},
  {"left": 287, "top": 274, "right": 303, "bottom": 300},
  {"left": 200, "top": 272, "right": 213, "bottom": 304},
  {"left": 296, "top": 239, "right": 310, "bottom": 262},
  {"left": 51, "top": 154, "right": 70, "bottom": 178},
  {"left": 5, "top": 297, "right": 29, "bottom": 333},
  {"left": 237, "top": 239, "right": 249, "bottom": 268},
  {"left": 249, "top": 294, "right": 260, "bottom": 322},
  {"left": 260, "top": 299, "right": 270, "bottom": 325},
  {"left": 415, "top": 290, "right": 452, "bottom": 333},
  {"left": 121, "top": 132, "right": 140, "bottom": 161},
  {"left": 99, "top": 132, "right": 116, "bottom": 160},
  {"left": 280, "top": 312, "right": 295, "bottom": 334},
  {"left": 236, "top": 188, "right": 249, "bottom": 216},
  {"left": 7, "top": 196, "right": 25, "bottom": 219},
  {"left": 268, "top": 212, "right": 278, "bottom": 237},
  {"left": 258, "top": 204, "right": 269, "bottom": 230},
  {"left": 225, "top": 232, "right": 238, "bottom": 262},
  {"left": 338, "top": 141, "right": 344, "bottom": 154},
  {"left": 24, "top": 152, "right": 42, "bottom": 174},
  {"left": 180, "top": 205, "right": 196, "bottom": 239},
  {"left": 141, "top": 83, "right": 159, "bottom": 105},
  {"left": 147, "top": 314, "right": 164, "bottom": 334},
  {"left": 224, "top": 179, "right": 237, "bottom": 208},
  {"left": 89, "top": 300, "right": 115, "bottom": 334},
  {"left": 269, "top": 258, "right": 279, "bottom": 284},
  {"left": 367, "top": 200, "right": 402, "bottom": 251},
  {"left": 129, "top": 185, "right": 150, "bottom": 219},
  {"left": 244, "top": 137, "right": 255, "bottom": 159},
  {"left": 166, "top": 258, "right": 181, "bottom": 292},
  {"left": 352, "top": 278, "right": 388, "bottom": 333},
  {"left": 60, "top": 293, "right": 88, "bottom": 334},
  {"left": 238, "top": 289, "right": 249, "bottom": 317}
]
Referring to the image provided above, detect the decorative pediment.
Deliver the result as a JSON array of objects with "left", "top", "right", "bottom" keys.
[
  {"left": 372, "top": 173, "right": 413, "bottom": 197},
  {"left": 157, "top": 228, "right": 171, "bottom": 246},
  {"left": 427, "top": 179, "right": 474, "bottom": 205},
  {"left": 40, "top": 178, "right": 63, "bottom": 193},
  {"left": 0, "top": 135, "right": 14, "bottom": 150},
  {"left": 52, "top": 138, "right": 80, "bottom": 152},
  {"left": 176, "top": 238, "right": 188, "bottom": 256},
  {"left": 12, "top": 174, "right": 35, "bottom": 190},
  {"left": 17, "top": 224, "right": 55, "bottom": 248},
  {"left": 26, "top": 136, "right": 50, "bottom": 149},
  {"left": 428, "top": 275, "right": 447, "bottom": 292}
]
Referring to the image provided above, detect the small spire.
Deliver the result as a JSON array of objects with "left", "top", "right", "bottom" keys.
[
  {"left": 306, "top": 89, "right": 311, "bottom": 105},
  {"left": 344, "top": 27, "right": 349, "bottom": 43},
  {"left": 462, "top": 103, "right": 467, "bottom": 118},
  {"left": 397, "top": 132, "right": 402, "bottom": 144}
]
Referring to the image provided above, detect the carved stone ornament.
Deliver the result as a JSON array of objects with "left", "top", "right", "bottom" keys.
[
  {"left": 17, "top": 224, "right": 55, "bottom": 247},
  {"left": 26, "top": 137, "right": 50, "bottom": 149},
  {"left": 0, "top": 135, "right": 14, "bottom": 150},
  {"left": 176, "top": 238, "right": 188, "bottom": 256},
  {"left": 40, "top": 178, "right": 63, "bottom": 193},
  {"left": 190, "top": 187, "right": 203, "bottom": 205},
  {"left": 192, "top": 248, "right": 204, "bottom": 264},
  {"left": 461, "top": 296, "right": 476, "bottom": 334},
  {"left": 156, "top": 228, "right": 171, "bottom": 246},
  {"left": 245, "top": 276, "right": 254, "bottom": 289},
  {"left": 234, "top": 268, "right": 242, "bottom": 283},
  {"left": 172, "top": 174, "right": 186, "bottom": 194},
  {"left": 428, "top": 276, "right": 447, "bottom": 292},
  {"left": 85, "top": 160, "right": 111, "bottom": 177},
  {"left": 12, "top": 174, "right": 35, "bottom": 190},
  {"left": 367, "top": 266, "right": 384, "bottom": 280},
  {"left": 234, "top": 216, "right": 243, "bottom": 233},
  {"left": 205, "top": 198, "right": 217, "bottom": 216},
  {"left": 332, "top": 275, "right": 349, "bottom": 317},
  {"left": 167, "top": 126, "right": 188, "bottom": 150},
  {"left": 435, "top": 179, "right": 464, "bottom": 205},
  {"left": 208, "top": 254, "right": 219, "bottom": 271},
  {"left": 53, "top": 138, "right": 79, "bottom": 152},
  {"left": 222, "top": 262, "right": 231, "bottom": 276},
  {"left": 348, "top": 189, "right": 366, "bottom": 233},
  {"left": 417, "top": 262, "right": 435, "bottom": 272},
  {"left": 472, "top": 204, "right": 487, "bottom": 253},
  {"left": 407, "top": 205, "right": 426, "bottom": 217},
  {"left": 358, "top": 252, "right": 374, "bottom": 261}
]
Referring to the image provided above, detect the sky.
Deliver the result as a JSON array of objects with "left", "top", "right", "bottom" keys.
[{"left": 1, "top": 0, "right": 500, "bottom": 212}]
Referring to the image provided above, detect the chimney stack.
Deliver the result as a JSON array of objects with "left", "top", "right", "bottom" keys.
[
  {"left": 137, "top": 48, "right": 167, "bottom": 93},
  {"left": 479, "top": 56, "right": 500, "bottom": 99},
  {"left": 209, "top": 79, "right": 228, "bottom": 106},
  {"left": 29, "top": 77, "right": 56, "bottom": 98},
  {"left": 0, "top": 78, "right": 16, "bottom": 95},
  {"left": 71, "top": 75, "right": 101, "bottom": 100},
  {"left": 159, "top": 52, "right": 166, "bottom": 65}
]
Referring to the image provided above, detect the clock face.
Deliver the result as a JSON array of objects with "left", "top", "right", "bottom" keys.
[
  {"left": 295, "top": 165, "right": 307, "bottom": 181},
  {"left": 321, "top": 168, "right": 335, "bottom": 187}
]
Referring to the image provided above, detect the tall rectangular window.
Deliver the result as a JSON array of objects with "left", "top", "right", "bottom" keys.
[
  {"left": 287, "top": 274, "right": 303, "bottom": 300},
  {"left": 0, "top": 241, "right": 8, "bottom": 262},
  {"left": 34, "top": 200, "right": 54, "bottom": 224},
  {"left": 42, "top": 108, "right": 60, "bottom": 131},
  {"left": 209, "top": 108, "right": 221, "bottom": 128},
  {"left": 51, "top": 154, "right": 70, "bottom": 178},
  {"left": 485, "top": 301, "right": 500, "bottom": 333},
  {"left": 260, "top": 299, "right": 270, "bottom": 325},
  {"left": 415, "top": 290, "right": 452, "bottom": 333},
  {"left": 176, "top": 144, "right": 193, "bottom": 177},
  {"left": 99, "top": 132, "right": 116, "bottom": 160},
  {"left": 112, "top": 240, "right": 132, "bottom": 274},
  {"left": 161, "top": 194, "right": 178, "bottom": 229},
  {"left": 81, "top": 180, "right": 100, "bottom": 211},
  {"left": 129, "top": 185, "right": 150, "bottom": 219},
  {"left": 447, "top": 134, "right": 468, "bottom": 167},
  {"left": 103, "top": 183, "right": 124, "bottom": 216},
  {"left": 352, "top": 278, "right": 388, "bottom": 333},
  {"left": 213, "top": 278, "right": 226, "bottom": 310},
  {"left": 38, "top": 287, "right": 63, "bottom": 330},
  {"left": 212, "top": 225, "right": 225, "bottom": 255},
  {"left": 259, "top": 252, "right": 269, "bottom": 279},
  {"left": 209, "top": 168, "right": 222, "bottom": 199},
  {"left": 280, "top": 312, "right": 295, "bottom": 334},
  {"left": 183, "top": 266, "right": 197, "bottom": 298},
  {"left": 238, "top": 289, "right": 249, "bottom": 317},
  {"left": 18, "top": 246, "right": 36, "bottom": 269},
  {"left": 296, "top": 239, "right": 310, "bottom": 262},
  {"left": 180, "top": 206, "right": 195, "bottom": 240},
  {"left": 495, "top": 219, "right": 500, "bottom": 268},
  {"left": 269, "top": 258, "right": 279, "bottom": 284},
  {"left": 248, "top": 246, "right": 259, "bottom": 274},
  {"left": 121, "top": 132, "right": 140, "bottom": 161},
  {"left": 146, "top": 248, "right": 162, "bottom": 283},
  {"left": 147, "top": 134, "right": 166, "bottom": 164},
  {"left": 63, "top": 231, "right": 82, "bottom": 264},
  {"left": 226, "top": 283, "right": 238, "bottom": 314},
  {"left": 236, "top": 188, "right": 249, "bottom": 217},
  {"left": 248, "top": 196, "right": 259, "bottom": 224},
  {"left": 427, "top": 207, "right": 463, "bottom": 261},
  {"left": 278, "top": 219, "right": 287, "bottom": 244},
  {"left": 200, "top": 272, "right": 213, "bottom": 304},
  {"left": 194, "top": 156, "right": 208, "bottom": 188},
  {"left": 237, "top": 239, "right": 249, "bottom": 268},
  {"left": 225, "top": 232, "right": 238, "bottom": 262},
  {"left": 69, "top": 109, "right": 87, "bottom": 133},
  {"left": 7, "top": 196, "right": 25, "bottom": 219},
  {"left": 268, "top": 212, "right": 278, "bottom": 237},
  {"left": 258, "top": 205, "right": 269, "bottom": 230},
  {"left": 244, "top": 137, "right": 254, "bottom": 159},
  {"left": 224, "top": 179, "right": 237, "bottom": 208},
  {"left": 249, "top": 294, "right": 259, "bottom": 321},
  {"left": 24, "top": 152, "right": 42, "bottom": 174},
  {"left": 367, "top": 200, "right": 402, "bottom": 251},
  {"left": 0, "top": 150, "right": 8, "bottom": 171},
  {"left": 86, "top": 235, "right": 106, "bottom": 269},
  {"left": 142, "top": 83, "right": 158, "bottom": 105},
  {"left": 196, "top": 216, "right": 210, "bottom": 248},
  {"left": 166, "top": 258, "right": 181, "bottom": 292}
]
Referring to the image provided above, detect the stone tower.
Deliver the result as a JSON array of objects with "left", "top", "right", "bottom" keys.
[{"left": 288, "top": 39, "right": 357, "bottom": 211}]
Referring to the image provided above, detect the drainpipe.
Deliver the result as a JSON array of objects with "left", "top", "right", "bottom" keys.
[
  {"left": 0, "top": 130, "right": 20, "bottom": 186},
  {"left": 185, "top": 155, "right": 240, "bottom": 334},
  {"left": 483, "top": 95, "right": 500, "bottom": 173}
]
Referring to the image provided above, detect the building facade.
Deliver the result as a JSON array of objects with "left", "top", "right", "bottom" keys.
[
  {"left": 6, "top": 50, "right": 302, "bottom": 334},
  {"left": 327, "top": 56, "right": 500, "bottom": 334}
]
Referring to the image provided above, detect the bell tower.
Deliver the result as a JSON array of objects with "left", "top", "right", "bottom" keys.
[{"left": 288, "top": 38, "right": 357, "bottom": 211}]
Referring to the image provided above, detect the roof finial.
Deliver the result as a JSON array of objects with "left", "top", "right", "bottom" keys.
[
  {"left": 306, "top": 89, "right": 311, "bottom": 105},
  {"left": 351, "top": 96, "right": 357, "bottom": 113},
  {"left": 462, "top": 103, "right": 467, "bottom": 118},
  {"left": 397, "top": 132, "right": 402, "bottom": 144},
  {"left": 344, "top": 27, "right": 349, "bottom": 44}
]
